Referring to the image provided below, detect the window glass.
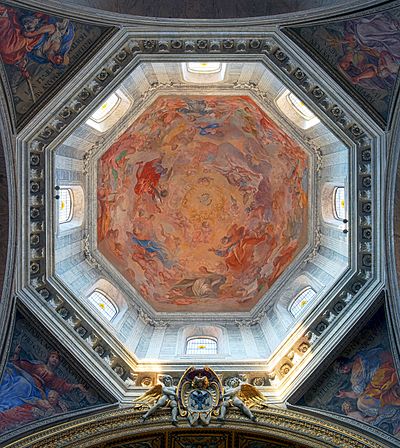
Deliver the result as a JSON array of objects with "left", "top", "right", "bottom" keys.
[
  {"left": 90, "top": 93, "right": 120, "bottom": 123},
  {"left": 287, "top": 93, "right": 316, "bottom": 121},
  {"left": 187, "top": 62, "right": 222, "bottom": 74},
  {"left": 333, "top": 187, "right": 346, "bottom": 220},
  {"left": 290, "top": 287, "right": 317, "bottom": 317},
  {"left": 59, "top": 188, "right": 73, "bottom": 224},
  {"left": 186, "top": 337, "right": 217, "bottom": 355},
  {"left": 88, "top": 290, "right": 118, "bottom": 321}
]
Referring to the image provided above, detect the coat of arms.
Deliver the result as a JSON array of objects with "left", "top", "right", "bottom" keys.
[
  {"left": 177, "top": 366, "right": 222, "bottom": 425},
  {"left": 134, "top": 366, "right": 268, "bottom": 426}
]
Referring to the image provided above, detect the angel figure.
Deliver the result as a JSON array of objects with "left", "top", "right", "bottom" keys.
[
  {"left": 217, "top": 377, "right": 266, "bottom": 422},
  {"left": 134, "top": 375, "right": 178, "bottom": 425}
]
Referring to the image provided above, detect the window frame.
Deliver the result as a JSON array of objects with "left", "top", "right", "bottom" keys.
[
  {"left": 87, "top": 289, "right": 118, "bottom": 321},
  {"left": 289, "top": 287, "right": 317, "bottom": 318},
  {"left": 333, "top": 186, "right": 346, "bottom": 220},
  {"left": 58, "top": 188, "right": 73, "bottom": 224},
  {"left": 185, "top": 336, "right": 218, "bottom": 355}
]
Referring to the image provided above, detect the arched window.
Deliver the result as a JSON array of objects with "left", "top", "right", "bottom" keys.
[
  {"left": 287, "top": 93, "right": 316, "bottom": 121},
  {"left": 181, "top": 62, "right": 226, "bottom": 83},
  {"left": 89, "top": 93, "right": 120, "bottom": 123},
  {"left": 289, "top": 287, "right": 317, "bottom": 318},
  {"left": 58, "top": 188, "right": 73, "bottom": 224},
  {"left": 333, "top": 187, "right": 346, "bottom": 220},
  {"left": 86, "top": 89, "right": 131, "bottom": 133},
  {"left": 187, "top": 62, "right": 223, "bottom": 74},
  {"left": 186, "top": 337, "right": 217, "bottom": 355},
  {"left": 88, "top": 290, "right": 118, "bottom": 321},
  {"left": 276, "top": 89, "right": 320, "bottom": 129}
]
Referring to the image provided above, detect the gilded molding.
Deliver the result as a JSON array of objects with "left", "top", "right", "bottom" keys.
[{"left": 2, "top": 407, "right": 395, "bottom": 448}]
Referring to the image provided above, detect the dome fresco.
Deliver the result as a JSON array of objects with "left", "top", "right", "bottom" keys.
[{"left": 97, "top": 95, "right": 309, "bottom": 312}]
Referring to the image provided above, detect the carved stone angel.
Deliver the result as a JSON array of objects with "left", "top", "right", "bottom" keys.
[
  {"left": 217, "top": 377, "right": 267, "bottom": 421},
  {"left": 134, "top": 375, "right": 178, "bottom": 425}
]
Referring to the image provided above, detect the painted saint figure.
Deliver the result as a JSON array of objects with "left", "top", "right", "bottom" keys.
[
  {"left": 127, "top": 231, "right": 172, "bottom": 268},
  {"left": 0, "top": 345, "right": 86, "bottom": 433},
  {"left": 0, "top": 6, "right": 75, "bottom": 101},
  {"left": 334, "top": 347, "right": 400, "bottom": 417}
]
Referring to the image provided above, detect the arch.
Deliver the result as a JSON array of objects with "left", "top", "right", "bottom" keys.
[
  {"left": 181, "top": 62, "right": 227, "bottom": 83},
  {"left": 275, "top": 89, "right": 320, "bottom": 130},
  {"left": 58, "top": 188, "right": 73, "bottom": 224},
  {"left": 333, "top": 186, "right": 346, "bottom": 220},
  {"left": 84, "top": 278, "right": 128, "bottom": 327},
  {"left": 2, "top": 407, "right": 392, "bottom": 448},
  {"left": 85, "top": 89, "right": 131, "bottom": 133},
  {"left": 177, "top": 325, "right": 227, "bottom": 356}
]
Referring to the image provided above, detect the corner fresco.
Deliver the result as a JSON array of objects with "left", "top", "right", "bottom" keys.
[
  {"left": 97, "top": 95, "right": 309, "bottom": 313},
  {"left": 298, "top": 309, "right": 400, "bottom": 438},
  {"left": 0, "top": 311, "right": 110, "bottom": 435},
  {"left": 0, "top": 2, "right": 113, "bottom": 129},
  {"left": 288, "top": 9, "right": 400, "bottom": 124}
]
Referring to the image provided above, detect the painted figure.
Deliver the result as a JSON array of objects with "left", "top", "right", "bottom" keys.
[
  {"left": 134, "top": 158, "right": 168, "bottom": 200},
  {"left": 172, "top": 267, "right": 226, "bottom": 298},
  {"left": 334, "top": 347, "right": 400, "bottom": 417},
  {"left": 0, "top": 6, "right": 75, "bottom": 101},
  {"left": 337, "top": 14, "right": 400, "bottom": 88},
  {"left": 128, "top": 231, "right": 172, "bottom": 268},
  {"left": 97, "top": 96, "right": 308, "bottom": 312},
  {"left": 0, "top": 390, "right": 68, "bottom": 432},
  {"left": 211, "top": 225, "right": 265, "bottom": 273},
  {"left": 0, "top": 345, "right": 86, "bottom": 433}
]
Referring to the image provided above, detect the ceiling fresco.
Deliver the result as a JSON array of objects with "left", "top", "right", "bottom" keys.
[{"left": 97, "top": 95, "right": 309, "bottom": 312}]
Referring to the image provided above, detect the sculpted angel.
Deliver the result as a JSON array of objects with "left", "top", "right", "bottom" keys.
[
  {"left": 134, "top": 375, "right": 178, "bottom": 425},
  {"left": 217, "top": 377, "right": 267, "bottom": 422}
]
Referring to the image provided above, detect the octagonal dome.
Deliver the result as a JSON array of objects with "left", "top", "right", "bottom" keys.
[
  {"left": 97, "top": 95, "right": 309, "bottom": 312},
  {"left": 49, "top": 59, "right": 351, "bottom": 368}
]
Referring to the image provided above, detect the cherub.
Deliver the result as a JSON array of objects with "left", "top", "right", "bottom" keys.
[
  {"left": 134, "top": 375, "right": 178, "bottom": 425},
  {"left": 217, "top": 377, "right": 266, "bottom": 422}
]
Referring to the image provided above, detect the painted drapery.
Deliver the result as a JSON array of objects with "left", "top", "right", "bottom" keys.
[
  {"left": 0, "top": 312, "right": 110, "bottom": 436},
  {"left": 298, "top": 308, "right": 400, "bottom": 438}
]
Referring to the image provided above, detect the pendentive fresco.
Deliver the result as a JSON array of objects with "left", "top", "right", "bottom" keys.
[
  {"left": 0, "top": 2, "right": 114, "bottom": 129},
  {"left": 286, "top": 9, "right": 400, "bottom": 125},
  {"left": 97, "top": 95, "right": 309, "bottom": 312},
  {"left": 297, "top": 308, "right": 400, "bottom": 438},
  {"left": 0, "top": 310, "right": 112, "bottom": 436}
]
